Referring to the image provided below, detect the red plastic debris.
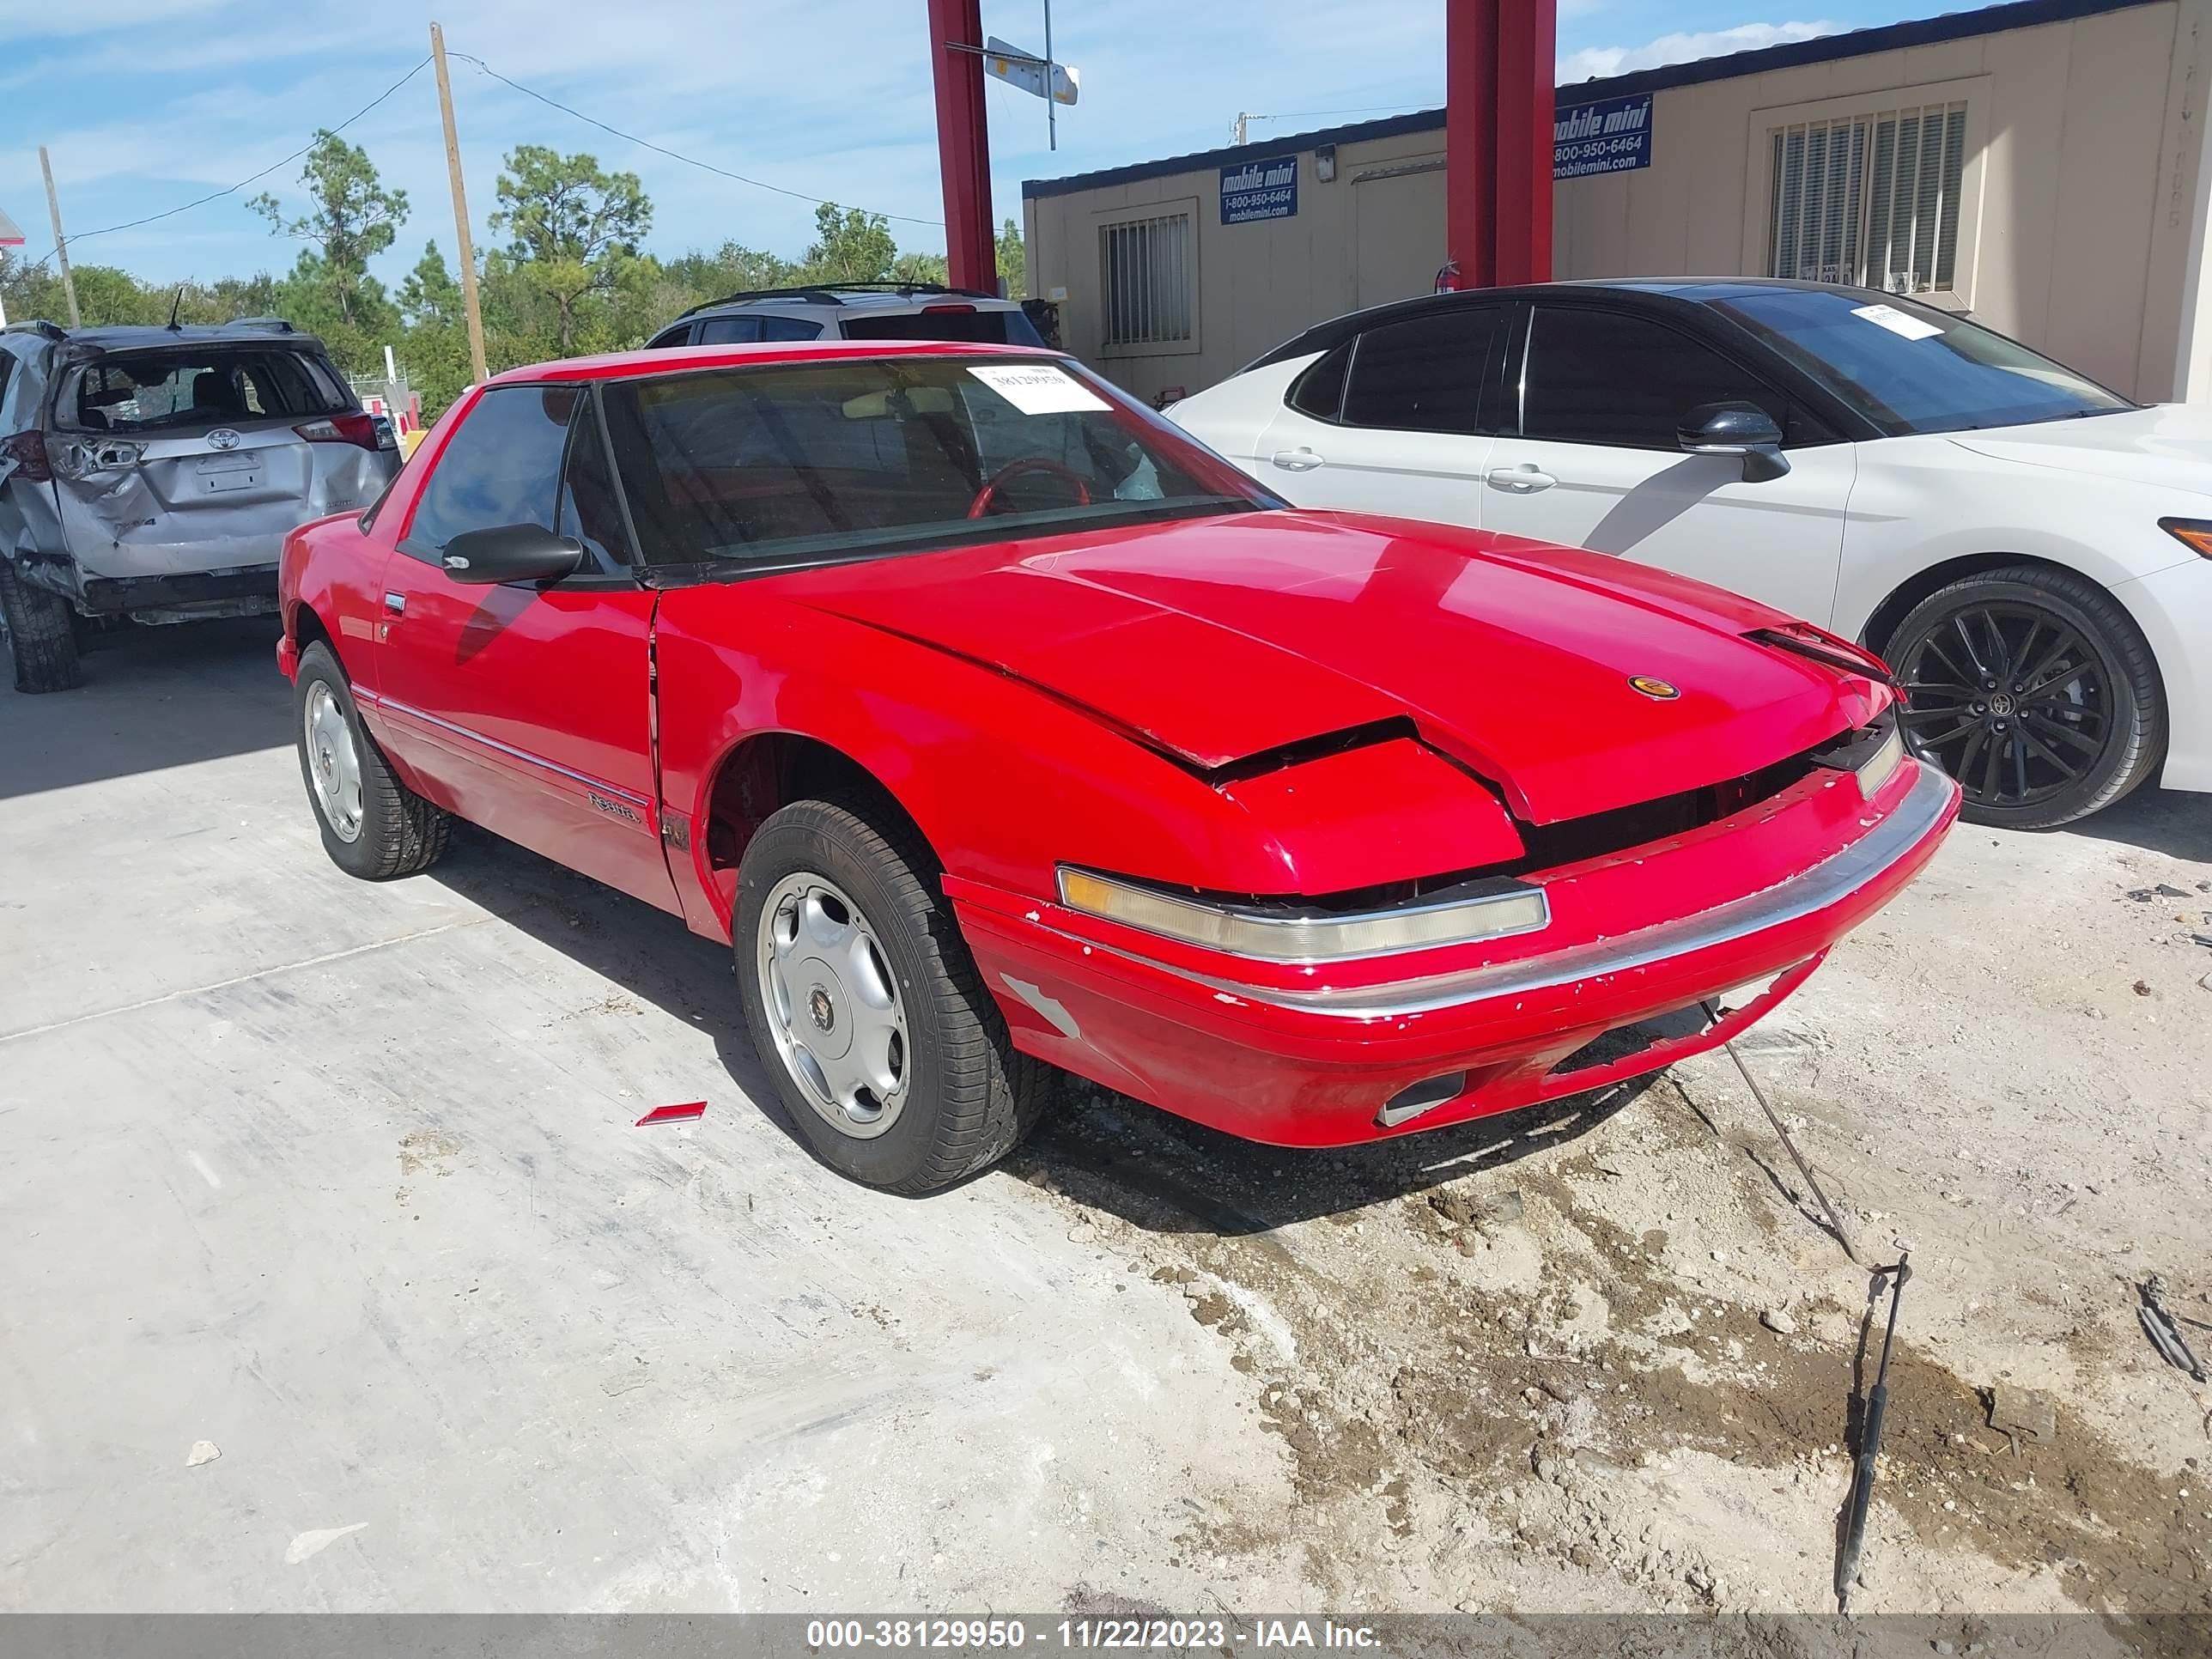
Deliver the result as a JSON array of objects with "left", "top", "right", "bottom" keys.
[{"left": 635, "top": 1101, "right": 707, "bottom": 1127}]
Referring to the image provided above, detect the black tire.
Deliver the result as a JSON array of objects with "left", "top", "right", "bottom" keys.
[
  {"left": 294, "top": 641, "right": 452, "bottom": 879},
  {"left": 1883, "top": 565, "right": 2164, "bottom": 830},
  {"left": 0, "top": 561, "right": 83, "bottom": 693},
  {"left": 735, "top": 798, "right": 1051, "bottom": 1194}
]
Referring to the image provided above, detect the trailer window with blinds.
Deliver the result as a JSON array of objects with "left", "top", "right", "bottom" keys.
[
  {"left": 1767, "top": 101, "right": 1970, "bottom": 297},
  {"left": 1100, "top": 211, "right": 1194, "bottom": 349}
]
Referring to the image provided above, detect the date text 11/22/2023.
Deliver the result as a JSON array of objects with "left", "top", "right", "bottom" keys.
[{"left": 802, "top": 1619, "right": 1383, "bottom": 1650}]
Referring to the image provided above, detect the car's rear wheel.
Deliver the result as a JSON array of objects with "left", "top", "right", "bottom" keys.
[
  {"left": 0, "top": 561, "right": 84, "bottom": 694},
  {"left": 294, "top": 641, "right": 452, "bottom": 878},
  {"left": 735, "top": 798, "right": 1049, "bottom": 1193},
  {"left": 1886, "top": 566, "right": 2163, "bottom": 830}
]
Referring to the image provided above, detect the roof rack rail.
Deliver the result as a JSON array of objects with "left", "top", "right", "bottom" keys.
[
  {"left": 1, "top": 319, "right": 70, "bottom": 342},
  {"left": 675, "top": 280, "right": 1003, "bottom": 320},
  {"left": 227, "top": 315, "right": 296, "bottom": 331}
]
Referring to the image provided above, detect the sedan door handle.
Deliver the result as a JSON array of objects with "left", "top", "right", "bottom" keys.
[
  {"left": 1270, "top": 447, "right": 1324, "bottom": 472},
  {"left": 383, "top": 592, "right": 407, "bottom": 616},
  {"left": 1486, "top": 465, "right": 1557, "bottom": 493}
]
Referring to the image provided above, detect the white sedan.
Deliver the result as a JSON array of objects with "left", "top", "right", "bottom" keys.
[{"left": 1169, "top": 280, "right": 2210, "bottom": 829}]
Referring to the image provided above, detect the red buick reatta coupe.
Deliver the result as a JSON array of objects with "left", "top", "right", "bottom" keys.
[{"left": 278, "top": 340, "right": 1957, "bottom": 1191}]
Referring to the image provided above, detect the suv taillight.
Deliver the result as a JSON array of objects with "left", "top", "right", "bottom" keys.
[
  {"left": 2, "top": 429, "right": 52, "bottom": 483},
  {"left": 295, "top": 412, "right": 390, "bottom": 452}
]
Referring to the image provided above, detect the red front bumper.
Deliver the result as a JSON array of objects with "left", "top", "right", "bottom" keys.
[{"left": 951, "top": 758, "right": 1959, "bottom": 1147}]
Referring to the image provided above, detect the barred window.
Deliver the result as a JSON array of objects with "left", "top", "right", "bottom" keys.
[
  {"left": 1100, "top": 212, "right": 1193, "bottom": 348},
  {"left": 1768, "top": 102, "right": 1969, "bottom": 295}
]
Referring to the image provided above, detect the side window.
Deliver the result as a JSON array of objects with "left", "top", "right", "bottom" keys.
[
  {"left": 759, "top": 316, "right": 823, "bottom": 342},
  {"left": 1522, "top": 307, "right": 1788, "bottom": 450},
  {"left": 1340, "top": 307, "right": 1512, "bottom": 434},
  {"left": 648, "top": 324, "right": 696, "bottom": 349},
  {"left": 695, "top": 316, "right": 762, "bottom": 345},
  {"left": 402, "top": 384, "right": 579, "bottom": 560},
  {"left": 556, "top": 400, "right": 632, "bottom": 574},
  {"left": 1286, "top": 343, "right": 1349, "bottom": 421}
]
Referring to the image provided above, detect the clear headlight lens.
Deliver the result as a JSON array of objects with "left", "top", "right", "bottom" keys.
[
  {"left": 1855, "top": 721, "right": 1905, "bottom": 799},
  {"left": 1055, "top": 867, "right": 1550, "bottom": 963}
]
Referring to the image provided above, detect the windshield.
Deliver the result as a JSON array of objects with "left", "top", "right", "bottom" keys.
[
  {"left": 60, "top": 347, "right": 350, "bottom": 434},
  {"left": 600, "top": 355, "right": 1265, "bottom": 570},
  {"left": 1711, "top": 289, "right": 2133, "bottom": 435},
  {"left": 841, "top": 307, "right": 1047, "bottom": 347}
]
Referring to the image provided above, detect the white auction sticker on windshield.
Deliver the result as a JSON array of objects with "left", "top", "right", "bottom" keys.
[
  {"left": 967, "top": 363, "right": 1111, "bottom": 414},
  {"left": 1850, "top": 302, "right": 1946, "bottom": 342}
]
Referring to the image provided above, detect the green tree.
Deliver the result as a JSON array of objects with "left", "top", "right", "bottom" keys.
[
  {"left": 799, "top": 204, "right": 896, "bottom": 284},
  {"left": 996, "top": 217, "right": 1026, "bottom": 299},
  {"left": 396, "top": 240, "right": 476, "bottom": 416},
  {"left": 249, "top": 132, "right": 407, "bottom": 333},
  {"left": 491, "top": 145, "right": 651, "bottom": 356}
]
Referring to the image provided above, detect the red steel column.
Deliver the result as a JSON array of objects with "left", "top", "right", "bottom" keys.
[
  {"left": 927, "top": 0, "right": 999, "bottom": 292},
  {"left": 1445, "top": 0, "right": 1499, "bottom": 287},
  {"left": 1492, "top": 0, "right": 1557, "bottom": 284}
]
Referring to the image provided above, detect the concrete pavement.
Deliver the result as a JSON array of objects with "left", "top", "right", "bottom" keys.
[{"left": 0, "top": 621, "right": 1290, "bottom": 1612}]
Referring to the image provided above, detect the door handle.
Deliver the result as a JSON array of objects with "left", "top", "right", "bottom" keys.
[
  {"left": 383, "top": 592, "right": 406, "bottom": 616},
  {"left": 1486, "top": 465, "right": 1557, "bottom": 493},
  {"left": 1270, "top": 447, "right": 1324, "bottom": 472}
]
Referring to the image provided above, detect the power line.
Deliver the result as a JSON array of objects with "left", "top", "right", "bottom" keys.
[
  {"left": 11, "top": 56, "right": 434, "bottom": 273},
  {"left": 448, "top": 52, "right": 945, "bottom": 229}
]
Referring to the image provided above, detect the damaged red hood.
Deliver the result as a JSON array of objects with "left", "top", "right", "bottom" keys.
[{"left": 775, "top": 510, "right": 1885, "bottom": 824}]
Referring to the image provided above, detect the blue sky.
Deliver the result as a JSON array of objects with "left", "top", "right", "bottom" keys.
[{"left": 0, "top": 0, "right": 1978, "bottom": 287}]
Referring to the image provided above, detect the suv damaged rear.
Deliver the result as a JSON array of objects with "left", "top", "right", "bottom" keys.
[{"left": 0, "top": 319, "right": 398, "bottom": 692}]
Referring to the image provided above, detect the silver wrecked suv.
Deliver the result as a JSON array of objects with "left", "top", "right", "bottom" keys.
[{"left": 0, "top": 317, "right": 398, "bottom": 693}]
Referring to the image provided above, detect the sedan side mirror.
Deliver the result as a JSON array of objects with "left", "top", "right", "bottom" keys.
[
  {"left": 1678, "top": 401, "right": 1790, "bottom": 483},
  {"left": 440, "top": 523, "right": 584, "bottom": 586}
]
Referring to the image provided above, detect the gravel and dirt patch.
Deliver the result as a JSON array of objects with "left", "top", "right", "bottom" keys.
[{"left": 1009, "top": 788, "right": 2212, "bottom": 1620}]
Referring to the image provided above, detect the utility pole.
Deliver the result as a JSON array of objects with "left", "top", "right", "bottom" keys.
[
  {"left": 430, "top": 22, "right": 489, "bottom": 386},
  {"left": 1232, "top": 112, "right": 1250, "bottom": 146},
  {"left": 39, "top": 148, "right": 80, "bottom": 329},
  {"left": 1042, "top": 0, "right": 1056, "bottom": 152}
]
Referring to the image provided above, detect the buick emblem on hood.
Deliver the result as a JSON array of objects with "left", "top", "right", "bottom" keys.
[
  {"left": 207, "top": 428, "right": 241, "bottom": 451},
  {"left": 1628, "top": 676, "right": 1680, "bottom": 701}
]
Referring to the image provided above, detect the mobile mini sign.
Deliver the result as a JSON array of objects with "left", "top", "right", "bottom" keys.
[
  {"left": 1554, "top": 93, "right": 1653, "bottom": 179},
  {"left": 1220, "top": 155, "right": 1298, "bottom": 224}
]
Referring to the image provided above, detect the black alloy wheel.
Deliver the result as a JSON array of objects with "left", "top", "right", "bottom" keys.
[{"left": 1887, "top": 567, "right": 2163, "bottom": 830}]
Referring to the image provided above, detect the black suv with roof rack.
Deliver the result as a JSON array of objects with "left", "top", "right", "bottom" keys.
[{"left": 647, "top": 282, "right": 1048, "bottom": 349}]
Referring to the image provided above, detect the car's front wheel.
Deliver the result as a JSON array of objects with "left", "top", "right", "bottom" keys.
[
  {"left": 1886, "top": 565, "right": 2164, "bottom": 830},
  {"left": 735, "top": 798, "right": 1049, "bottom": 1193}
]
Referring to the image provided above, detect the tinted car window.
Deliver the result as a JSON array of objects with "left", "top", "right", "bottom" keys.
[
  {"left": 648, "top": 324, "right": 695, "bottom": 348},
  {"left": 1287, "top": 343, "right": 1349, "bottom": 421},
  {"left": 557, "top": 403, "right": 632, "bottom": 573},
  {"left": 840, "top": 309, "right": 1044, "bottom": 346},
  {"left": 759, "top": 316, "right": 824, "bottom": 342},
  {"left": 404, "top": 384, "right": 579, "bottom": 558},
  {"left": 1340, "top": 307, "right": 1511, "bottom": 434},
  {"left": 61, "top": 348, "right": 349, "bottom": 433},
  {"left": 600, "top": 356, "right": 1261, "bottom": 570},
  {"left": 1522, "top": 307, "right": 1785, "bottom": 449},
  {"left": 1711, "top": 288, "right": 2132, "bottom": 435},
  {"left": 696, "top": 316, "right": 761, "bottom": 345}
]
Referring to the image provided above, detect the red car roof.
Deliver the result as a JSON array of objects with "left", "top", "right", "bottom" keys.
[{"left": 489, "top": 337, "right": 1061, "bottom": 386}]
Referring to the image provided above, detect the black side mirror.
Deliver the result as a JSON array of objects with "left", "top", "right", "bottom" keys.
[
  {"left": 439, "top": 523, "right": 584, "bottom": 586},
  {"left": 1678, "top": 401, "right": 1790, "bottom": 482}
]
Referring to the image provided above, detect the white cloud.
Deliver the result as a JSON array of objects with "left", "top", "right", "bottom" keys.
[{"left": 1558, "top": 20, "right": 1838, "bottom": 83}]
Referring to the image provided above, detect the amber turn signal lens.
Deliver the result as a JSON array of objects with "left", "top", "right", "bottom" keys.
[{"left": 2158, "top": 518, "right": 2212, "bottom": 558}]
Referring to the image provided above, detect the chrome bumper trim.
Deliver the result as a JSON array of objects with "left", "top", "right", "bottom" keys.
[{"left": 1097, "top": 760, "right": 1956, "bottom": 1021}]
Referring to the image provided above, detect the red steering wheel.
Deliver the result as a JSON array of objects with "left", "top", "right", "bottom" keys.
[{"left": 966, "top": 457, "right": 1092, "bottom": 520}]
